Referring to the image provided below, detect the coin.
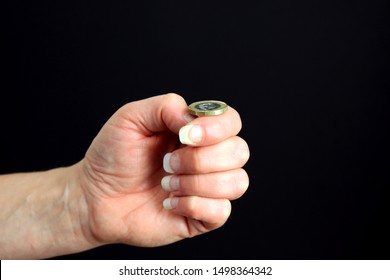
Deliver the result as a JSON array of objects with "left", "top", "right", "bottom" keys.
[{"left": 188, "top": 100, "right": 228, "bottom": 116}]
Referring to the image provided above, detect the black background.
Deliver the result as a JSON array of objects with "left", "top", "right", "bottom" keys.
[{"left": 3, "top": 0, "right": 390, "bottom": 259}]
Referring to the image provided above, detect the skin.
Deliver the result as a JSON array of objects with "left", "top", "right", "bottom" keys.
[{"left": 0, "top": 93, "right": 250, "bottom": 259}]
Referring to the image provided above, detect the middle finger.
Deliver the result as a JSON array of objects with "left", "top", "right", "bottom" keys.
[{"left": 163, "top": 136, "right": 249, "bottom": 175}]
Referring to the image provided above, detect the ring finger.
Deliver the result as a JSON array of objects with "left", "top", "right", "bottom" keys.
[{"left": 161, "top": 168, "right": 249, "bottom": 200}]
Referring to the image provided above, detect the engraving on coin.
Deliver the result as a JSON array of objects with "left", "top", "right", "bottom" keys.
[
  {"left": 188, "top": 100, "right": 228, "bottom": 116},
  {"left": 195, "top": 102, "right": 221, "bottom": 111}
]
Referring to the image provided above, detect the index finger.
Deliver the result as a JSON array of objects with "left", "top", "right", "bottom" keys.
[{"left": 178, "top": 105, "right": 242, "bottom": 146}]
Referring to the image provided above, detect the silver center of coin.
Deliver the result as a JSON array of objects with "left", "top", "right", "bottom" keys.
[{"left": 195, "top": 102, "right": 221, "bottom": 111}]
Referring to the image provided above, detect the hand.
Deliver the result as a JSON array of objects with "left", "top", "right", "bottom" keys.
[{"left": 78, "top": 93, "right": 250, "bottom": 247}]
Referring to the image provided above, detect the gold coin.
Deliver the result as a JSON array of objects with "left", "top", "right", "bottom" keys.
[{"left": 188, "top": 100, "right": 228, "bottom": 116}]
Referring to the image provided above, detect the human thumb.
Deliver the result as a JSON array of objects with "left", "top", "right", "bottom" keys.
[{"left": 111, "top": 93, "right": 193, "bottom": 136}]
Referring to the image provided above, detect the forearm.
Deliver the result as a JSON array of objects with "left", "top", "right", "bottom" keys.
[{"left": 0, "top": 163, "right": 98, "bottom": 259}]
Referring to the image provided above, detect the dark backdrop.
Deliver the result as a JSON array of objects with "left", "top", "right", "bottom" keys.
[{"left": 3, "top": 0, "right": 389, "bottom": 259}]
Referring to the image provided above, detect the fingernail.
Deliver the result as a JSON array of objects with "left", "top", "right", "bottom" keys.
[
  {"left": 161, "top": 175, "right": 180, "bottom": 191},
  {"left": 163, "top": 197, "right": 179, "bottom": 209},
  {"left": 179, "top": 125, "right": 203, "bottom": 145},
  {"left": 163, "top": 153, "right": 180, "bottom": 173}
]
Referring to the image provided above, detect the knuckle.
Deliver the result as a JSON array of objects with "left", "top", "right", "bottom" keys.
[
  {"left": 164, "top": 93, "right": 185, "bottom": 104},
  {"left": 205, "top": 199, "right": 231, "bottom": 226},
  {"left": 235, "top": 138, "right": 250, "bottom": 165},
  {"left": 235, "top": 169, "right": 249, "bottom": 195},
  {"left": 232, "top": 109, "right": 243, "bottom": 134},
  {"left": 221, "top": 199, "right": 232, "bottom": 220},
  {"left": 184, "top": 196, "right": 198, "bottom": 217}
]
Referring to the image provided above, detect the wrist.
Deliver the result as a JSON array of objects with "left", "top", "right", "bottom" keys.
[
  {"left": 57, "top": 161, "right": 104, "bottom": 257},
  {"left": 0, "top": 163, "right": 102, "bottom": 259}
]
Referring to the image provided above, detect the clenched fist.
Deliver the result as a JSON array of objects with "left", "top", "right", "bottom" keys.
[{"left": 0, "top": 93, "right": 249, "bottom": 259}]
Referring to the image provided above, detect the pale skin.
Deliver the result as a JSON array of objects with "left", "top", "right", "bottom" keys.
[{"left": 0, "top": 93, "right": 250, "bottom": 259}]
